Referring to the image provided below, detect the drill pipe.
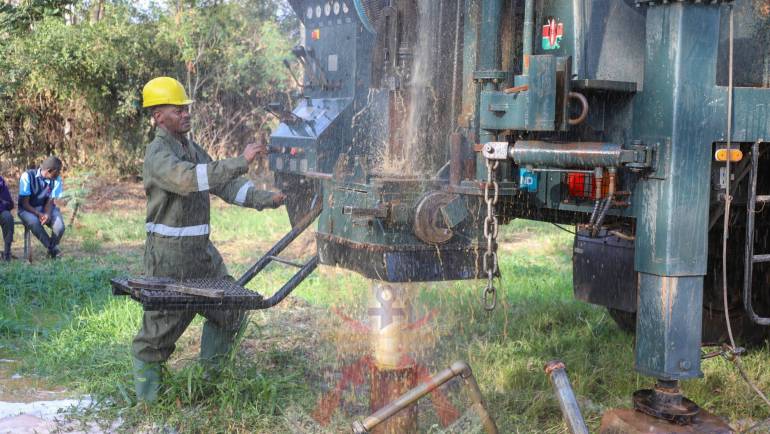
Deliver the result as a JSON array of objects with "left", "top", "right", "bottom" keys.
[
  {"left": 544, "top": 361, "right": 588, "bottom": 434},
  {"left": 352, "top": 361, "right": 498, "bottom": 434}
]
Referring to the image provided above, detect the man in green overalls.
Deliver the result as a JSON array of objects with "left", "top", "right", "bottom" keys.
[{"left": 133, "top": 76, "right": 285, "bottom": 403}]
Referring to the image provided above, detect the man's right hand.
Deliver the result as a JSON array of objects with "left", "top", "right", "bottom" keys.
[
  {"left": 270, "top": 193, "right": 286, "bottom": 208},
  {"left": 38, "top": 213, "right": 49, "bottom": 225},
  {"left": 243, "top": 143, "right": 267, "bottom": 164}
]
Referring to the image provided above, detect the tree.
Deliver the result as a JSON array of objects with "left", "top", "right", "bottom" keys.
[{"left": 0, "top": 0, "right": 297, "bottom": 175}]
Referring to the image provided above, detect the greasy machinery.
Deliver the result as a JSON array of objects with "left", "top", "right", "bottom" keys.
[
  {"left": 270, "top": 0, "right": 770, "bottom": 432},
  {"left": 112, "top": 0, "right": 770, "bottom": 431}
]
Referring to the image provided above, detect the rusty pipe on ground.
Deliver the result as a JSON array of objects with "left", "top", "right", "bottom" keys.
[
  {"left": 352, "top": 361, "right": 499, "bottom": 434},
  {"left": 510, "top": 141, "right": 631, "bottom": 169},
  {"left": 544, "top": 361, "right": 589, "bottom": 434}
]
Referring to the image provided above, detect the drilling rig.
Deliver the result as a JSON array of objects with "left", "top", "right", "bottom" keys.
[
  {"left": 115, "top": 0, "right": 770, "bottom": 432},
  {"left": 272, "top": 0, "right": 770, "bottom": 431}
]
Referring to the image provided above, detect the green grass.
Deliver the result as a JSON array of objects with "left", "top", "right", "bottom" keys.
[{"left": 2, "top": 195, "right": 770, "bottom": 433}]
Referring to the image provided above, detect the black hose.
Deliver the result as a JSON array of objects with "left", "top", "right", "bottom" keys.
[{"left": 592, "top": 194, "right": 614, "bottom": 236}]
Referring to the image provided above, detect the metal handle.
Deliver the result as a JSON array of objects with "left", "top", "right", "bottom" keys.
[{"left": 568, "top": 92, "right": 589, "bottom": 126}]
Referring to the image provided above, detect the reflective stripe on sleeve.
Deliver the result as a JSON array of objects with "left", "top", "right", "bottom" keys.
[
  {"left": 196, "top": 164, "right": 210, "bottom": 191},
  {"left": 234, "top": 181, "right": 254, "bottom": 205},
  {"left": 145, "top": 223, "right": 210, "bottom": 237}
]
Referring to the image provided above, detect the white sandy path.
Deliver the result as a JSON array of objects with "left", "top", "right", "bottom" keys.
[{"left": 0, "top": 397, "right": 114, "bottom": 434}]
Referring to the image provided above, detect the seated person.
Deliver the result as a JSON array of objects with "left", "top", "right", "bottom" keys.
[
  {"left": 17, "top": 157, "right": 65, "bottom": 259},
  {"left": 0, "top": 175, "right": 13, "bottom": 261}
]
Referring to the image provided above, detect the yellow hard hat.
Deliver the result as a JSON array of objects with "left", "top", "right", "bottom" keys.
[{"left": 142, "top": 77, "right": 193, "bottom": 108}]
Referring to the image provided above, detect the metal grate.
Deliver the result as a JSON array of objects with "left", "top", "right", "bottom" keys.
[{"left": 111, "top": 277, "right": 265, "bottom": 311}]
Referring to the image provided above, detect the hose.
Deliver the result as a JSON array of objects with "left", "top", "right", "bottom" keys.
[{"left": 592, "top": 168, "right": 616, "bottom": 236}]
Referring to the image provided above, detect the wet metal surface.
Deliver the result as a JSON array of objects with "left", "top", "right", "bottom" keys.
[
  {"left": 511, "top": 141, "right": 627, "bottom": 169},
  {"left": 316, "top": 233, "right": 484, "bottom": 282},
  {"left": 599, "top": 408, "right": 733, "bottom": 434},
  {"left": 635, "top": 274, "right": 703, "bottom": 380}
]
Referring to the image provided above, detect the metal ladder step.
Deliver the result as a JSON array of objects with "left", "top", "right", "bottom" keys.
[{"left": 744, "top": 142, "right": 770, "bottom": 325}]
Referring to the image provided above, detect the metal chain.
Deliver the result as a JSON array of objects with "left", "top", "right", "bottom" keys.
[{"left": 482, "top": 159, "right": 499, "bottom": 311}]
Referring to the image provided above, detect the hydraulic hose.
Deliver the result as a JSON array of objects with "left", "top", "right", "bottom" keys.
[{"left": 592, "top": 167, "right": 616, "bottom": 236}]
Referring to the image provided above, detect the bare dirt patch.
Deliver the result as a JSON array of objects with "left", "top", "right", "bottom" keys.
[{"left": 83, "top": 181, "right": 145, "bottom": 214}]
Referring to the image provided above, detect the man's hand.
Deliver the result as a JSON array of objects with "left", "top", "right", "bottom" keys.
[
  {"left": 243, "top": 143, "right": 268, "bottom": 164},
  {"left": 271, "top": 193, "right": 286, "bottom": 208},
  {"left": 38, "top": 213, "right": 49, "bottom": 225}
]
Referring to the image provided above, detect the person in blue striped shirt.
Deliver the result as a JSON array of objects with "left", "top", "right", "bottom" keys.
[{"left": 17, "top": 157, "right": 65, "bottom": 259}]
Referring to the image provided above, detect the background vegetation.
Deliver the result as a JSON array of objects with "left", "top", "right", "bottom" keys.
[{"left": 0, "top": 0, "right": 296, "bottom": 175}]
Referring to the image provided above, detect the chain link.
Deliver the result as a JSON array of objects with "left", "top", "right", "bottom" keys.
[{"left": 482, "top": 159, "right": 499, "bottom": 311}]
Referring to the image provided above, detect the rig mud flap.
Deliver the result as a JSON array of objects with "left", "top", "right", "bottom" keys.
[{"left": 572, "top": 229, "right": 636, "bottom": 313}]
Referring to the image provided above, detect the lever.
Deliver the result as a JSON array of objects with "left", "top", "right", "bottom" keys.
[
  {"left": 283, "top": 59, "right": 303, "bottom": 89},
  {"left": 266, "top": 102, "right": 301, "bottom": 124},
  {"left": 291, "top": 45, "right": 329, "bottom": 88}
]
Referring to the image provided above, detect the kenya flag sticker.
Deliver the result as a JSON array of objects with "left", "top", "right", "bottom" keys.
[{"left": 542, "top": 18, "right": 564, "bottom": 50}]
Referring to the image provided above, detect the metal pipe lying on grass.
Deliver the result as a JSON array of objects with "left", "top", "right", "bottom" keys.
[
  {"left": 351, "top": 361, "right": 499, "bottom": 434},
  {"left": 544, "top": 360, "right": 589, "bottom": 434}
]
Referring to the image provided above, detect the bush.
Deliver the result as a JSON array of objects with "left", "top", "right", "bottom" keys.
[{"left": 0, "top": 0, "right": 295, "bottom": 176}]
